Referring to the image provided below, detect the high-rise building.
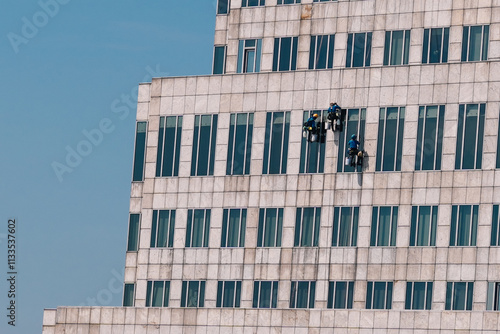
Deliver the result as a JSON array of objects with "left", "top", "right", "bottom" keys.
[{"left": 43, "top": 0, "right": 500, "bottom": 332}]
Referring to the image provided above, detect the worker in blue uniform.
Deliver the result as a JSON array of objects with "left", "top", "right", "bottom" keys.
[{"left": 347, "top": 134, "right": 361, "bottom": 167}]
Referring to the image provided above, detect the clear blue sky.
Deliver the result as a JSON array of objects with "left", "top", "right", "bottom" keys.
[{"left": 0, "top": 1, "right": 215, "bottom": 332}]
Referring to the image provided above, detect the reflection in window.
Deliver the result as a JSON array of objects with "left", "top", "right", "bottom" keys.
[
  {"left": 309, "top": 35, "right": 335, "bottom": 69},
  {"left": 410, "top": 206, "right": 437, "bottom": 247},
  {"left": 422, "top": 27, "right": 449, "bottom": 64},
  {"left": 445, "top": 282, "right": 473, "bottom": 310},
  {"left": 262, "top": 112, "right": 290, "bottom": 174},
  {"left": 366, "top": 282, "right": 393, "bottom": 309},
  {"left": 191, "top": 114, "right": 218, "bottom": 176},
  {"left": 132, "top": 122, "right": 147, "bottom": 181},
  {"left": 450, "top": 205, "right": 478, "bottom": 247},
  {"left": 273, "top": 37, "right": 298, "bottom": 71},
  {"left": 181, "top": 281, "right": 205, "bottom": 307},
  {"left": 383, "top": 30, "right": 410, "bottom": 66},
  {"left": 253, "top": 281, "right": 278, "bottom": 308},
  {"left": 332, "top": 207, "right": 359, "bottom": 247},
  {"left": 150, "top": 210, "right": 175, "bottom": 248},
  {"left": 405, "top": 282, "right": 433, "bottom": 310},
  {"left": 455, "top": 104, "right": 485, "bottom": 170},
  {"left": 346, "top": 32, "right": 372, "bottom": 67},
  {"left": 294, "top": 207, "right": 321, "bottom": 247},
  {"left": 237, "top": 40, "right": 262, "bottom": 73},
  {"left": 226, "top": 113, "right": 253, "bottom": 175},
  {"left": 462, "top": 25, "right": 489, "bottom": 62},
  {"left": 146, "top": 281, "right": 170, "bottom": 307},
  {"left": 327, "top": 281, "right": 354, "bottom": 309},
  {"left": 300, "top": 110, "right": 326, "bottom": 173},
  {"left": 370, "top": 206, "right": 398, "bottom": 247},
  {"left": 213, "top": 46, "right": 226, "bottom": 74},
  {"left": 376, "top": 107, "right": 405, "bottom": 172},
  {"left": 257, "top": 208, "right": 283, "bottom": 247},
  {"left": 415, "top": 106, "right": 444, "bottom": 171},
  {"left": 217, "top": 281, "right": 242, "bottom": 308},
  {"left": 289, "top": 281, "right": 315, "bottom": 308},
  {"left": 221, "top": 209, "right": 246, "bottom": 247},
  {"left": 337, "top": 109, "right": 366, "bottom": 172},
  {"left": 156, "top": 116, "right": 182, "bottom": 177},
  {"left": 186, "top": 209, "right": 211, "bottom": 248}
]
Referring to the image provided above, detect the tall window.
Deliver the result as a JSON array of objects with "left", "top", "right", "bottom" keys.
[
  {"left": 146, "top": 281, "right": 170, "bottom": 307},
  {"left": 405, "top": 282, "right": 433, "bottom": 310},
  {"left": 289, "top": 281, "right": 315, "bottom": 308},
  {"left": 123, "top": 284, "right": 135, "bottom": 307},
  {"left": 327, "top": 281, "right": 354, "bottom": 309},
  {"left": 253, "top": 281, "right": 278, "bottom": 308},
  {"left": 486, "top": 282, "right": 500, "bottom": 310},
  {"left": 181, "top": 281, "right": 205, "bottom": 307},
  {"left": 450, "top": 205, "right": 478, "bottom": 247},
  {"left": 213, "top": 46, "right": 226, "bottom": 75},
  {"left": 366, "top": 282, "right": 393, "bottom": 309},
  {"left": 370, "top": 207, "right": 398, "bottom": 247},
  {"left": 278, "top": 0, "right": 300, "bottom": 4},
  {"left": 294, "top": 207, "right": 321, "bottom": 247},
  {"left": 273, "top": 37, "right": 298, "bottom": 72},
  {"left": 127, "top": 214, "right": 140, "bottom": 251},
  {"left": 497, "top": 114, "right": 500, "bottom": 169},
  {"left": 257, "top": 208, "right": 283, "bottom": 247},
  {"left": 376, "top": 107, "right": 405, "bottom": 172},
  {"left": 217, "top": 281, "right": 242, "bottom": 308},
  {"left": 242, "top": 0, "right": 265, "bottom": 6},
  {"left": 337, "top": 109, "right": 366, "bottom": 172},
  {"left": 221, "top": 209, "right": 246, "bottom": 247},
  {"left": 185, "top": 209, "right": 211, "bottom": 248},
  {"left": 300, "top": 110, "right": 326, "bottom": 173},
  {"left": 415, "top": 106, "right": 444, "bottom": 171},
  {"left": 132, "top": 122, "right": 147, "bottom": 181},
  {"left": 237, "top": 40, "right": 262, "bottom": 73},
  {"left": 262, "top": 112, "right": 290, "bottom": 174},
  {"left": 217, "top": 0, "right": 230, "bottom": 14},
  {"left": 462, "top": 25, "right": 489, "bottom": 62},
  {"left": 445, "top": 282, "right": 473, "bottom": 310},
  {"left": 150, "top": 210, "right": 175, "bottom": 248},
  {"left": 410, "top": 206, "right": 437, "bottom": 247},
  {"left": 309, "top": 35, "right": 335, "bottom": 69},
  {"left": 332, "top": 207, "right": 359, "bottom": 247},
  {"left": 422, "top": 27, "right": 449, "bottom": 64},
  {"left": 226, "top": 113, "right": 253, "bottom": 175},
  {"left": 491, "top": 205, "right": 500, "bottom": 246},
  {"left": 346, "top": 32, "right": 372, "bottom": 68},
  {"left": 383, "top": 30, "right": 410, "bottom": 66},
  {"left": 455, "top": 104, "right": 485, "bottom": 170},
  {"left": 156, "top": 116, "right": 182, "bottom": 177},
  {"left": 191, "top": 114, "right": 218, "bottom": 176}
]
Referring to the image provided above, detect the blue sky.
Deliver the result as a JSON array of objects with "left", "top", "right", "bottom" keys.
[{"left": 0, "top": 1, "right": 215, "bottom": 332}]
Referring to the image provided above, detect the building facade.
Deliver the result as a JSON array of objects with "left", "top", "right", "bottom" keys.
[{"left": 43, "top": 0, "right": 500, "bottom": 332}]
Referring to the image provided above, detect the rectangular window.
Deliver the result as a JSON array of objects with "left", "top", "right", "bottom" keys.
[
  {"left": 491, "top": 205, "right": 500, "bottom": 246},
  {"left": 383, "top": 30, "right": 410, "bottom": 66},
  {"left": 278, "top": 0, "right": 300, "bottom": 4},
  {"left": 146, "top": 281, "right": 170, "bottom": 307},
  {"left": 217, "top": 281, "right": 242, "bottom": 308},
  {"left": 273, "top": 37, "right": 298, "bottom": 72},
  {"left": 455, "top": 104, "right": 485, "bottom": 170},
  {"left": 366, "top": 282, "right": 393, "bottom": 309},
  {"left": 337, "top": 109, "right": 366, "bottom": 172},
  {"left": 242, "top": 0, "right": 265, "bottom": 6},
  {"left": 415, "top": 105, "right": 444, "bottom": 171},
  {"left": 217, "top": 0, "right": 229, "bottom": 14},
  {"left": 405, "top": 282, "right": 433, "bottom": 310},
  {"left": 262, "top": 111, "right": 290, "bottom": 174},
  {"left": 450, "top": 205, "right": 478, "bottom": 247},
  {"left": 486, "top": 282, "right": 500, "bottom": 310},
  {"left": 462, "top": 25, "right": 489, "bottom": 62},
  {"left": 370, "top": 207, "right": 398, "bottom": 247},
  {"left": 191, "top": 114, "right": 218, "bottom": 176},
  {"left": 257, "top": 208, "right": 283, "bottom": 247},
  {"left": 294, "top": 207, "right": 321, "bottom": 247},
  {"left": 226, "top": 113, "right": 253, "bottom": 175},
  {"left": 252, "top": 281, "right": 278, "bottom": 308},
  {"left": 213, "top": 46, "right": 226, "bottom": 75},
  {"left": 237, "top": 40, "right": 262, "bottom": 73},
  {"left": 422, "top": 27, "right": 449, "bottom": 64},
  {"left": 156, "top": 116, "right": 182, "bottom": 177},
  {"left": 150, "top": 210, "right": 175, "bottom": 248},
  {"left": 181, "top": 281, "right": 205, "bottom": 307},
  {"left": 221, "top": 209, "right": 246, "bottom": 247},
  {"left": 445, "top": 282, "right": 473, "bottom": 310},
  {"left": 376, "top": 107, "right": 405, "bottom": 172},
  {"left": 289, "top": 281, "right": 315, "bottom": 308},
  {"left": 123, "top": 283, "right": 135, "bottom": 307},
  {"left": 313, "top": 0, "right": 336, "bottom": 2},
  {"left": 309, "top": 35, "right": 335, "bottom": 69},
  {"left": 332, "top": 207, "right": 359, "bottom": 247},
  {"left": 346, "top": 32, "right": 372, "bottom": 68},
  {"left": 132, "top": 122, "right": 147, "bottom": 181},
  {"left": 186, "top": 209, "right": 211, "bottom": 248},
  {"left": 127, "top": 214, "right": 140, "bottom": 252},
  {"left": 410, "top": 206, "right": 437, "bottom": 247},
  {"left": 327, "top": 281, "right": 354, "bottom": 309},
  {"left": 300, "top": 110, "right": 326, "bottom": 173}
]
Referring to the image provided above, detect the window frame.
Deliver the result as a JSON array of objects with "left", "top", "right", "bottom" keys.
[
  {"left": 445, "top": 282, "right": 473, "bottom": 310},
  {"left": 405, "top": 282, "right": 433, "bottom": 310},
  {"left": 383, "top": 30, "right": 410, "bottom": 66},
  {"left": 185, "top": 209, "right": 211, "bottom": 248},
  {"left": 309, "top": 35, "right": 335, "bottom": 70},
  {"left": 213, "top": 45, "right": 226, "bottom": 75},
  {"left": 415, "top": 105, "right": 444, "bottom": 171},
  {"left": 294, "top": 207, "right": 321, "bottom": 247},
  {"left": 272, "top": 37, "right": 299, "bottom": 72},
  {"left": 422, "top": 27, "right": 450, "bottom": 64},
  {"left": 126, "top": 213, "right": 141, "bottom": 252},
  {"left": 337, "top": 108, "right": 366, "bottom": 173},
  {"left": 216, "top": 281, "right": 242, "bottom": 308},
  {"left": 146, "top": 281, "right": 170, "bottom": 307},
  {"left": 123, "top": 283, "right": 135, "bottom": 307},
  {"left": 257, "top": 208, "right": 284, "bottom": 247},
  {"left": 487, "top": 282, "right": 500, "bottom": 310},
  {"left": 289, "top": 281, "right": 316, "bottom": 309},
  {"left": 346, "top": 32, "right": 372, "bottom": 68},
  {"left": 150, "top": 210, "right": 175, "bottom": 248},
  {"left": 332, "top": 207, "right": 359, "bottom": 247},
  {"left": 221, "top": 208, "right": 247, "bottom": 248},
  {"left": 262, "top": 111, "right": 290, "bottom": 174},
  {"left": 191, "top": 114, "right": 218, "bottom": 176},
  {"left": 299, "top": 110, "right": 326, "bottom": 174},
  {"left": 455, "top": 103, "right": 485, "bottom": 170},
  {"left": 370, "top": 206, "right": 398, "bottom": 247},
  {"left": 461, "top": 25, "right": 489, "bottom": 62},
  {"left": 252, "top": 281, "right": 279, "bottom": 308},
  {"left": 132, "top": 121, "right": 148, "bottom": 182},
  {"left": 156, "top": 116, "right": 182, "bottom": 177},
  {"left": 237, "top": 40, "right": 262, "bottom": 73},
  {"left": 327, "top": 281, "right": 354, "bottom": 309},
  {"left": 450, "top": 205, "right": 478, "bottom": 247},
  {"left": 226, "top": 113, "right": 253, "bottom": 175},
  {"left": 410, "top": 206, "right": 438, "bottom": 247},
  {"left": 242, "top": 0, "right": 265, "bottom": 7},
  {"left": 181, "top": 281, "right": 206, "bottom": 308},
  {"left": 376, "top": 107, "right": 405, "bottom": 172},
  {"left": 217, "top": 0, "right": 230, "bottom": 14},
  {"left": 491, "top": 205, "right": 500, "bottom": 246},
  {"left": 366, "top": 281, "right": 393, "bottom": 310}
]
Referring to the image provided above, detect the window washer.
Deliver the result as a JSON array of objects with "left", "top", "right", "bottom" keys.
[
  {"left": 303, "top": 113, "right": 319, "bottom": 142},
  {"left": 347, "top": 134, "right": 362, "bottom": 167},
  {"left": 327, "top": 102, "right": 344, "bottom": 131}
]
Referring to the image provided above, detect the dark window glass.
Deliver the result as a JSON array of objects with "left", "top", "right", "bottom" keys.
[
  {"left": 213, "top": 46, "right": 226, "bottom": 74},
  {"left": 150, "top": 210, "right": 175, "bottom": 248},
  {"left": 273, "top": 37, "right": 298, "bottom": 71},
  {"left": 487, "top": 282, "right": 500, "bottom": 310},
  {"left": 289, "top": 281, "right": 315, "bottom": 308},
  {"left": 383, "top": 30, "right": 410, "bottom": 65},
  {"left": 278, "top": 0, "right": 301, "bottom": 3},
  {"left": 415, "top": 106, "right": 444, "bottom": 171},
  {"left": 127, "top": 214, "right": 140, "bottom": 251},
  {"left": 370, "top": 207, "right": 398, "bottom": 247},
  {"left": 445, "top": 282, "right": 473, "bottom": 310},
  {"left": 237, "top": 40, "right": 262, "bottom": 73},
  {"left": 156, "top": 116, "right": 182, "bottom": 177},
  {"left": 346, "top": 32, "right": 372, "bottom": 67},
  {"left": 253, "top": 281, "right": 278, "bottom": 308},
  {"left": 462, "top": 25, "right": 489, "bottom": 61},
  {"left": 221, "top": 209, "right": 246, "bottom": 247},
  {"left": 217, "top": 0, "right": 229, "bottom": 14},
  {"left": 181, "top": 281, "right": 206, "bottom": 307},
  {"left": 337, "top": 109, "right": 366, "bottom": 172},
  {"left": 262, "top": 111, "right": 290, "bottom": 174},
  {"left": 186, "top": 209, "right": 211, "bottom": 248},
  {"left": 145, "top": 281, "right": 170, "bottom": 307},
  {"left": 242, "top": 0, "right": 265, "bottom": 6},
  {"left": 217, "top": 281, "right": 242, "bottom": 308},
  {"left": 410, "top": 206, "right": 437, "bottom": 247},
  {"left": 227, "top": 113, "right": 253, "bottom": 175},
  {"left": 294, "top": 207, "right": 321, "bottom": 247},
  {"left": 405, "top": 282, "right": 433, "bottom": 310},
  {"left": 132, "top": 122, "right": 147, "bottom": 181},
  {"left": 376, "top": 107, "right": 405, "bottom": 171},
  {"left": 332, "top": 207, "right": 359, "bottom": 247},
  {"left": 327, "top": 281, "right": 354, "bottom": 309},
  {"left": 309, "top": 35, "right": 335, "bottom": 69},
  {"left": 455, "top": 104, "right": 485, "bottom": 170},
  {"left": 123, "top": 284, "right": 135, "bottom": 307},
  {"left": 422, "top": 27, "right": 449, "bottom": 63},
  {"left": 366, "top": 282, "right": 393, "bottom": 309},
  {"left": 257, "top": 208, "right": 283, "bottom": 247},
  {"left": 300, "top": 110, "right": 326, "bottom": 173},
  {"left": 191, "top": 114, "right": 218, "bottom": 176},
  {"left": 450, "top": 205, "right": 478, "bottom": 247},
  {"left": 491, "top": 205, "right": 500, "bottom": 246}
]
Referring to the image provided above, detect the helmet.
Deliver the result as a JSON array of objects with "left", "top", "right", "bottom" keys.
[
  {"left": 312, "top": 114, "right": 318, "bottom": 118},
  {"left": 351, "top": 134, "right": 357, "bottom": 139}
]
